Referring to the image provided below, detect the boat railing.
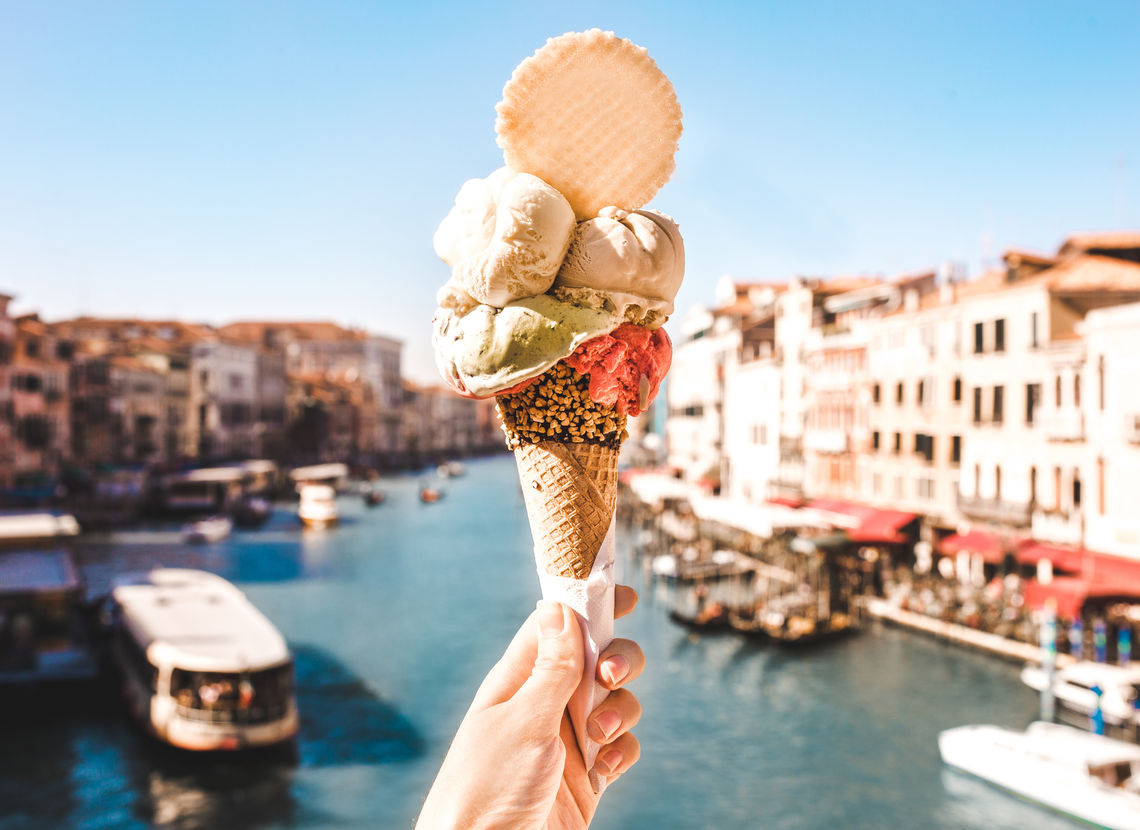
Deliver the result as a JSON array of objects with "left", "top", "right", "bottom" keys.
[{"left": 175, "top": 700, "right": 291, "bottom": 726}]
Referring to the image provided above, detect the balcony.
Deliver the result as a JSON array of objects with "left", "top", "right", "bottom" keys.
[
  {"left": 956, "top": 493, "right": 1032, "bottom": 527},
  {"left": 1040, "top": 408, "right": 1085, "bottom": 442}
]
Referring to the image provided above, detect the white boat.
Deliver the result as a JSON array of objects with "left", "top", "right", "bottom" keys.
[
  {"left": 289, "top": 463, "right": 349, "bottom": 492},
  {"left": 181, "top": 516, "right": 233, "bottom": 544},
  {"left": 1022, "top": 661, "right": 1140, "bottom": 727},
  {"left": 437, "top": 461, "right": 466, "bottom": 478},
  {"left": 106, "top": 568, "right": 299, "bottom": 751},
  {"left": 0, "top": 550, "right": 99, "bottom": 684},
  {"left": 297, "top": 483, "right": 338, "bottom": 528},
  {"left": 939, "top": 721, "right": 1140, "bottom": 829}
]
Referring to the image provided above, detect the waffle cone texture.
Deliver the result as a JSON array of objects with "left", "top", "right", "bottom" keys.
[{"left": 514, "top": 440, "right": 620, "bottom": 579}]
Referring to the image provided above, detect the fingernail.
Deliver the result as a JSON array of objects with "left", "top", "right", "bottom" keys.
[
  {"left": 595, "top": 748, "right": 623, "bottom": 775},
  {"left": 589, "top": 709, "right": 622, "bottom": 742},
  {"left": 536, "top": 601, "right": 565, "bottom": 637},
  {"left": 600, "top": 654, "right": 630, "bottom": 687}
]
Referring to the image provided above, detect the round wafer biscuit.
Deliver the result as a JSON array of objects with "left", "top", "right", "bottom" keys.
[{"left": 496, "top": 29, "right": 682, "bottom": 221}]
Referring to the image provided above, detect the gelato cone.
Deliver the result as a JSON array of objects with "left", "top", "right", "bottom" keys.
[{"left": 428, "top": 27, "right": 684, "bottom": 798}]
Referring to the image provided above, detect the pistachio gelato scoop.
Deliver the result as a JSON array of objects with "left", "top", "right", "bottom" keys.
[{"left": 432, "top": 293, "right": 623, "bottom": 398}]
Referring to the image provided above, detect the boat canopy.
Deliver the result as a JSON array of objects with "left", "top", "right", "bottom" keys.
[
  {"left": 0, "top": 550, "right": 81, "bottom": 596},
  {"left": 0, "top": 513, "right": 80, "bottom": 541},
  {"left": 112, "top": 569, "right": 290, "bottom": 673},
  {"left": 289, "top": 463, "right": 348, "bottom": 482}
]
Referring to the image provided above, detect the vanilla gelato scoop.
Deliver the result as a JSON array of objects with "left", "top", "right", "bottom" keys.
[
  {"left": 552, "top": 207, "right": 684, "bottom": 326},
  {"left": 433, "top": 167, "right": 576, "bottom": 308},
  {"left": 433, "top": 294, "right": 622, "bottom": 398}
]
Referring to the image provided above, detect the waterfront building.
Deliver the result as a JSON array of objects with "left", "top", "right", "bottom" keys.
[
  {"left": 188, "top": 339, "right": 260, "bottom": 461},
  {"left": 860, "top": 268, "right": 972, "bottom": 531},
  {"left": 108, "top": 355, "right": 167, "bottom": 465},
  {"left": 219, "top": 322, "right": 404, "bottom": 467},
  {"left": 8, "top": 316, "right": 71, "bottom": 487},
  {"left": 721, "top": 301, "right": 780, "bottom": 503},
  {"left": 802, "top": 275, "right": 921, "bottom": 504},
  {"left": 1084, "top": 300, "right": 1140, "bottom": 559},
  {"left": 668, "top": 276, "right": 783, "bottom": 492}
]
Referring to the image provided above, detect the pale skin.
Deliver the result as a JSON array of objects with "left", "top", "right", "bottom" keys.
[{"left": 416, "top": 585, "right": 646, "bottom": 830}]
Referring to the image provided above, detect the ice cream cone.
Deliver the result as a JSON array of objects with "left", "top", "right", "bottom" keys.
[{"left": 513, "top": 439, "right": 620, "bottom": 579}]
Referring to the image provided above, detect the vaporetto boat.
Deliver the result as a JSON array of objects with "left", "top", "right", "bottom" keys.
[
  {"left": 106, "top": 568, "right": 298, "bottom": 751},
  {"left": 939, "top": 721, "right": 1140, "bottom": 829}
]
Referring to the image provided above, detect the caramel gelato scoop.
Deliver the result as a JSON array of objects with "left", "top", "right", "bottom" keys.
[{"left": 552, "top": 207, "right": 684, "bottom": 326}]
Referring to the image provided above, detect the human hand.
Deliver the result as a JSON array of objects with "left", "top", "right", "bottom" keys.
[{"left": 416, "top": 585, "right": 645, "bottom": 830}]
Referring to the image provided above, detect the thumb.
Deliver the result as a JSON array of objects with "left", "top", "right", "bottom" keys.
[{"left": 514, "top": 601, "right": 584, "bottom": 727}]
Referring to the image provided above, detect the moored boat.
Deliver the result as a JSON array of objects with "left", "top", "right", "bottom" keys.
[
  {"left": 0, "top": 513, "right": 80, "bottom": 548},
  {"left": 420, "top": 487, "right": 443, "bottom": 504},
  {"left": 106, "top": 568, "right": 299, "bottom": 751},
  {"left": 939, "top": 721, "right": 1140, "bottom": 829},
  {"left": 181, "top": 516, "right": 233, "bottom": 544},
  {"left": 1021, "top": 661, "right": 1140, "bottom": 729},
  {"left": 298, "top": 484, "right": 338, "bottom": 528},
  {"left": 363, "top": 488, "right": 385, "bottom": 507},
  {"left": 0, "top": 550, "right": 99, "bottom": 685},
  {"left": 232, "top": 495, "right": 272, "bottom": 529}
]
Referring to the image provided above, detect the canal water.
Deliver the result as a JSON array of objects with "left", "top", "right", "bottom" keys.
[{"left": 1, "top": 455, "right": 1079, "bottom": 830}]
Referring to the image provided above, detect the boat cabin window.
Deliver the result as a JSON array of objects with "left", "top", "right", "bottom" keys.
[
  {"left": 1088, "top": 760, "right": 1135, "bottom": 788},
  {"left": 170, "top": 663, "right": 294, "bottom": 712},
  {"left": 115, "top": 627, "right": 158, "bottom": 692}
]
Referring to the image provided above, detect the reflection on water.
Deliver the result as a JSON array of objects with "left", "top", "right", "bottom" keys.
[{"left": 292, "top": 643, "right": 423, "bottom": 768}]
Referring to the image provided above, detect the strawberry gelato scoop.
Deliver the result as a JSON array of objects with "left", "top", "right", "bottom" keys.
[{"left": 562, "top": 323, "right": 672, "bottom": 417}]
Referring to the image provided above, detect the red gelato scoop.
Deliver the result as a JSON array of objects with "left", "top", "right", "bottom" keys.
[{"left": 563, "top": 323, "right": 672, "bottom": 417}]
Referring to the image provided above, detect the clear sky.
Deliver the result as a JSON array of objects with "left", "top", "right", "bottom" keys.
[{"left": 2, "top": 1, "right": 1138, "bottom": 382}]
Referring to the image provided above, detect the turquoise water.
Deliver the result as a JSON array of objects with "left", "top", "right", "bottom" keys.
[{"left": 0, "top": 455, "right": 1080, "bottom": 829}]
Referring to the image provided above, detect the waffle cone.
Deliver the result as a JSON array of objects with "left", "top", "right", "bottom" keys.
[{"left": 514, "top": 440, "right": 620, "bottom": 579}]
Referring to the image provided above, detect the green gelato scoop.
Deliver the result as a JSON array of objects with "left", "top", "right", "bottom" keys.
[{"left": 433, "top": 294, "right": 622, "bottom": 399}]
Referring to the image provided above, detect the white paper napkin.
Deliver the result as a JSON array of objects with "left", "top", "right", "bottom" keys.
[{"left": 535, "top": 514, "right": 616, "bottom": 794}]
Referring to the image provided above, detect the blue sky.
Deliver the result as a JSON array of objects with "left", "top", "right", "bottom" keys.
[{"left": 2, "top": 1, "right": 1138, "bottom": 381}]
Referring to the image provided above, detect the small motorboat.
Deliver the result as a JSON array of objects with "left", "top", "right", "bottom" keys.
[
  {"left": 939, "top": 721, "right": 1140, "bottom": 829},
  {"left": 363, "top": 488, "right": 385, "bottom": 507},
  {"left": 232, "top": 495, "right": 272, "bottom": 529},
  {"left": 420, "top": 487, "right": 443, "bottom": 504},
  {"left": 297, "top": 484, "right": 338, "bottom": 529},
  {"left": 182, "top": 516, "right": 233, "bottom": 544},
  {"left": 437, "top": 461, "right": 466, "bottom": 478},
  {"left": 1022, "top": 661, "right": 1140, "bottom": 728}
]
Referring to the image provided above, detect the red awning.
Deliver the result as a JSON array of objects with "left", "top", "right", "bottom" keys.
[
  {"left": 847, "top": 509, "right": 917, "bottom": 544},
  {"left": 806, "top": 498, "right": 878, "bottom": 523},
  {"left": 1023, "top": 576, "right": 1140, "bottom": 620},
  {"left": 938, "top": 530, "right": 1004, "bottom": 563},
  {"left": 1016, "top": 541, "right": 1088, "bottom": 575},
  {"left": 1015, "top": 542, "right": 1140, "bottom": 583}
]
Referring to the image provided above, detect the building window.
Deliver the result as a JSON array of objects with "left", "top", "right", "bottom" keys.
[
  {"left": 973, "top": 387, "right": 982, "bottom": 423},
  {"left": 1074, "top": 373, "right": 1081, "bottom": 408},
  {"left": 994, "top": 319, "right": 1005, "bottom": 352},
  {"left": 951, "top": 435, "right": 961, "bottom": 465},
  {"left": 1031, "top": 312, "right": 1039, "bottom": 349},
  {"left": 1030, "top": 465, "right": 1037, "bottom": 506},
  {"left": 1054, "top": 467, "right": 1062, "bottom": 510},
  {"left": 917, "top": 379, "right": 926, "bottom": 406},
  {"left": 893, "top": 432, "right": 901, "bottom": 454},
  {"left": 1098, "top": 355, "right": 1106, "bottom": 411},
  {"left": 1073, "top": 472, "right": 1082, "bottom": 508},
  {"left": 992, "top": 385, "right": 1004, "bottom": 424},
  {"left": 896, "top": 382, "right": 904, "bottom": 405},
  {"left": 872, "top": 431, "right": 880, "bottom": 450},
  {"left": 872, "top": 383, "right": 881, "bottom": 404},
  {"left": 1026, "top": 383, "right": 1041, "bottom": 425},
  {"left": 974, "top": 322, "right": 984, "bottom": 354},
  {"left": 1055, "top": 374, "right": 1063, "bottom": 406},
  {"left": 953, "top": 376, "right": 962, "bottom": 403},
  {"left": 995, "top": 465, "right": 1002, "bottom": 500}
]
